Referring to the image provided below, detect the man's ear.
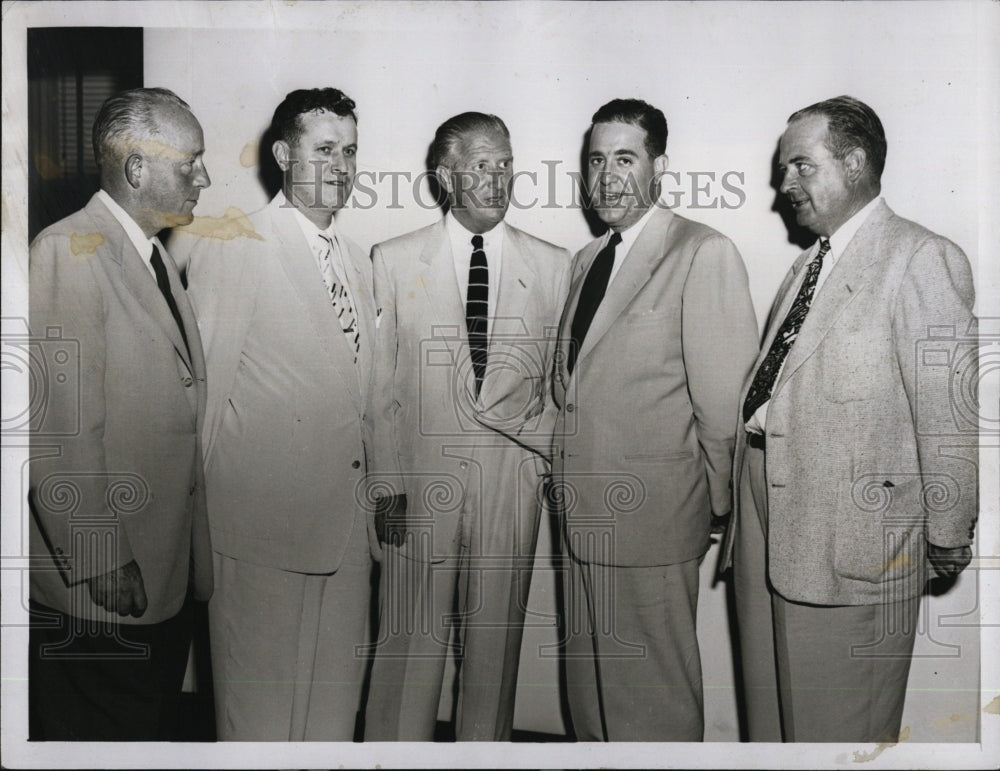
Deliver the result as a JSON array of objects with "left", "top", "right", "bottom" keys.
[
  {"left": 842, "top": 147, "right": 867, "bottom": 182},
  {"left": 654, "top": 154, "right": 670, "bottom": 176},
  {"left": 435, "top": 165, "right": 454, "bottom": 197},
  {"left": 124, "top": 154, "right": 143, "bottom": 189},
  {"left": 272, "top": 140, "right": 290, "bottom": 172}
]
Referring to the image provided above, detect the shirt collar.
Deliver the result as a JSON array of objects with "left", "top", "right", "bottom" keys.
[
  {"left": 96, "top": 189, "right": 156, "bottom": 261},
  {"left": 825, "top": 196, "right": 882, "bottom": 262},
  {"left": 445, "top": 210, "right": 505, "bottom": 254},
  {"left": 275, "top": 190, "right": 339, "bottom": 245},
  {"left": 609, "top": 203, "right": 658, "bottom": 258}
]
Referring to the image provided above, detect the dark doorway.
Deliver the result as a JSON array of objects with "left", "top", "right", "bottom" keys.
[{"left": 28, "top": 28, "right": 143, "bottom": 241}]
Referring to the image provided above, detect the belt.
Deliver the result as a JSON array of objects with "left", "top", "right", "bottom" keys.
[{"left": 746, "top": 431, "right": 766, "bottom": 451}]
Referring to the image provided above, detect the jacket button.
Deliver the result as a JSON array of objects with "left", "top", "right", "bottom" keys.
[
  {"left": 182, "top": 376, "right": 193, "bottom": 387},
  {"left": 566, "top": 404, "right": 575, "bottom": 412},
  {"left": 351, "top": 460, "right": 361, "bottom": 469},
  {"left": 189, "top": 484, "right": 196, "bottom": 495}
]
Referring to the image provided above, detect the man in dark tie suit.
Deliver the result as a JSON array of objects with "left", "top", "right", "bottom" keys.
[
  {"left": 721, "top": 95, "right": 978, "bottom": 742},
  {"left": 28, "top": 87, "right": 214, "bottom": 740},
  {"left": 365, "top": 112, "right": 570, "bottom": 740},
  {"left": 186, "top": 88, "right": 377, "bottom": 740},
  {"left": 552, "top": 98, "right": 759, "bottom": 740}
]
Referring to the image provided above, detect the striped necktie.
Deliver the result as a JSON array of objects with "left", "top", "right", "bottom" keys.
[
  {"left": 742, "top": 238, "right": 831, "bottom": 421},
  {"left": 466, "top": 234, "right": 489, "bottom": 396},
  {"left": 317, "top": 233, "right": 360, "bottom": 363}
]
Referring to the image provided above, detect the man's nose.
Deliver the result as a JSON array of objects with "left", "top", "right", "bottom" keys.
[
  {"left": 195, "top": 161, "right": 211, "bottom": 189},
  {"left": 779, "top": 167, "right": 795, "bottom": 195}
]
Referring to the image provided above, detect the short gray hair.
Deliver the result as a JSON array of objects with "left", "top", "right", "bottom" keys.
[
  {"left": 429, "top": 112, "right": 509, "bottom": 170},
  {"left": 92, "top": 87, "right": 192, "bottom": 168}
]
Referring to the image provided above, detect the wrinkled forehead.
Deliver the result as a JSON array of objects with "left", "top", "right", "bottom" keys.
[
  {"left": 454, "top": 128, "right": 512, "bottom": 163},
  {"left": 779, "top": 114, "right": 831, "bottom": 159}
]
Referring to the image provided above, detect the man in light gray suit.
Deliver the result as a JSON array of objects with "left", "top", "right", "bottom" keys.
[
  {"left": 187, "top": 88, "right": 376, "bottom": 740},
  {"left": 721, "top": 95, "right": 978, "bottom": 742},
  {"left": 29, "top": 87, "right": 213, "bottom": 740},
  {"left": 552, "top": 99, "right": 759, "bottom": 741},
  {"left": 365, "top": 112, "right": 570, "bottom": 740}
]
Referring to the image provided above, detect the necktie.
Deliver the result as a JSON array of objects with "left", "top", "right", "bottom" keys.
[
  {"left": 318, "top": 234, "right": 360, "bottom": 363},
  {"left": 742, "top": 238, "right": 831, "bottom": 422},
  {"left": 149, "top": 245, "right": 189, "bottom": 356},
  {"left": 466, "top": 234, "right": 489, "bottom": 396},
  {"left": 567, "top": 231, "right": 622, "bottom": 375}
]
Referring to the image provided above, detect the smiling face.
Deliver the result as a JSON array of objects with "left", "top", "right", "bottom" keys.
[
  {"left": 587, "top": 121, "right": 666, "bottom": 232},
  {"left": 439, "top": 128, "right": 513, "bottom": 234},
  {"left": 274, "top": 109, "right": 357, "bottom": 229},
  {"left": 136, "top": 104, "right": 210, "bottom": 234},
  {"left": 778, "top": 114, "right": 868, "bottom": 238}
]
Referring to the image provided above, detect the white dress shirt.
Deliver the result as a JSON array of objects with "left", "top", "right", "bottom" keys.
[
  {"left": 446, "top": 211, "right": 505, "bottom": 338},
  {"left": 278, "top": 191, "right": 359, "bottom": 317},
  {"left": 96, "top": 189, "right": 166, "bottom": 279},
  {"left": 747, "top": 195, "right": 883, "bottom": 433},
  {"left": 604, "top": 203, "right": 659, "bottom": 287}
]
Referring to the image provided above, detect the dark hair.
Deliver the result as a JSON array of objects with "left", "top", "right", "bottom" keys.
[
  {"left": 269, "top": 88, "right": 357, "bottom": 145},
  {"left": 591, "top": 98, "right": 668, "bottom": 158},
  {"left": 789, "top": 95, "right": 887, "bottom": 180},
  {"left": 92, "top": 87, "right": 191, "bottom": 167},
  {"left": 429, "top": 112, "right": 510, "bottom": 170}
]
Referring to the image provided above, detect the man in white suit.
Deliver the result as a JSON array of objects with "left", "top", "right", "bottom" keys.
[
  {"left": 29, "top": 87, "right": 213, "bottom": 740},
  {"left": 721, "top": 95, "right": 978, "bottom": 742},
  {"left": 186, "top": 88, "right": 376, "bottom": 740},
  {"left": 552, "top": 98, "right": 759, "bottom": 741},
  {"left": 364, "top": 112, "right": 570, "bottom": 740}
]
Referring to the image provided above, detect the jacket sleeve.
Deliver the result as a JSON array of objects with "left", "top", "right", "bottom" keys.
[
  {"left": 28, "top": 232, "right": 135, "bottom": 585},
  {"left": 681, "top": 234, "right": 760, "bottom": 517},
  {"left": 892, "top": 235, "right": 978, "bottom": 548}
]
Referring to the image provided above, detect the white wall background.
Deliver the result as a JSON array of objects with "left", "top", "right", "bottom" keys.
[
  {"left": 142, "top": 0, "right": 992, "bottom": 743},
  {"left": 3, "top": 3, "right": 997, "bottom": 766}
]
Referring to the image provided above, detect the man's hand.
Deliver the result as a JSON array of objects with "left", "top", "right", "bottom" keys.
[
  {"left": 85, "top": 559, "right": 148, "bottom": 617},
  {"left": 927, "top": 543, "right": 973, "bottom": 579},
  {"left": 710, "top": 511, "right": 732, "bottom": 535}
]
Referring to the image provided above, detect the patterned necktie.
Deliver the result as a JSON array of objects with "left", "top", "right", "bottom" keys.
[
  {"left": 567, "top": 231, "right": 623, "bottom": 375},
  {"left": 466, "top": 234, "right": 489, "bottom": 396},
  {"left": 317, "top": 234, "right": 360, "bottom": 363},
  {"left": 149, "top": 244, "right": 190, "bottom": 356},
  {"left": 742, "top": 238, "right": 831, "bottom": 421}
]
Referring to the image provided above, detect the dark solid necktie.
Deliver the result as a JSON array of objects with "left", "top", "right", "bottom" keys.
[
  {"left": 742, "top": 238, "right": 831, "bottom": 422},
  {"left": 149, "top": 244, "right": 190, "bottom": 356},
  {"left": 567, "top": 231, "right": 623, "bottom": 375},
  {"left": 466, "top": 234, "right": 489, "bottom": 396}
]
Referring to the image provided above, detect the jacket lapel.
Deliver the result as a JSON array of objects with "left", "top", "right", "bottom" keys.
[
  {"left": 772, "top": 202, "right": 891, "bottom": 396},
  {"left": 480, "top": 226, "right": 536, "bottom": 409},
  {"left": 88, "top": 196, "right": 194, "bottom": 375},
  {"left": 268, "top": 204, "right": 360, "bottom": 409},
  {"left": 417, "top": 221, "right": 474, "bottom": 400},
  {"left": 572, "top": 207, "right": 675, "bottom": 374}
]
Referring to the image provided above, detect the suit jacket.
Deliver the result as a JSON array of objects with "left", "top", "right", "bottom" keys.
[
  {"left": 28, "top": 193, "right": 213, "bottom": 625},
  {"left": 553, "top": 206, "right": 758, "bottom": 568},
  {"left": 186, "top": 197, "right": 376, "bottom": 573},
  {"left": 371, "top": 219, "right": 570, "bottom": 560},
  {"left": 720, "top": 200, "right": 978, "bottom": 605}
]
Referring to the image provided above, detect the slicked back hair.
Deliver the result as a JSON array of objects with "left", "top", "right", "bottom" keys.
[
  {"left": 270, "top": 88, "right": 357, "bottom": 145},
  {"left": 591, "top": 98, "right": 668, "bottom": 159},
  {"left": 92, "top": 87, "right": 192, "bottom": 168},
  {"left": 429, "top": 112, "right": 510, "bottom": 170},
  {"left": 789, "top": 95, "right": 887, "bottom": 181}
]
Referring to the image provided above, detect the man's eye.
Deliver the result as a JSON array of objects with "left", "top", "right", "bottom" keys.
[
  {"left": 797, "top": 163, "right": 812, "bottom": 174},
  {"left": 619, "top": 158, "right": 632, "bottom": 167},
  {"left": 344, "top": 148, "right": 356, "bottom": 157},
  {"left": 589, "top": 158, "right": 604, "bottom": 167}
]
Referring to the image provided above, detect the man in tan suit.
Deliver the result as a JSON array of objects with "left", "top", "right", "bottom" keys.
[
  {"left": 186, "top": 88, "right": 376, "bottom": 740},
  {"left": 552, "top": 98, "right": 758, "bottom": 741},
  {"left": 365, "top": 112, "right": 570, "bottom": 740},
  {"left": 28, "top": 87, "right": 213, "bottom": 740},
  {"left": 722, "top": 95, "right": 978, "bottom": 742}
]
